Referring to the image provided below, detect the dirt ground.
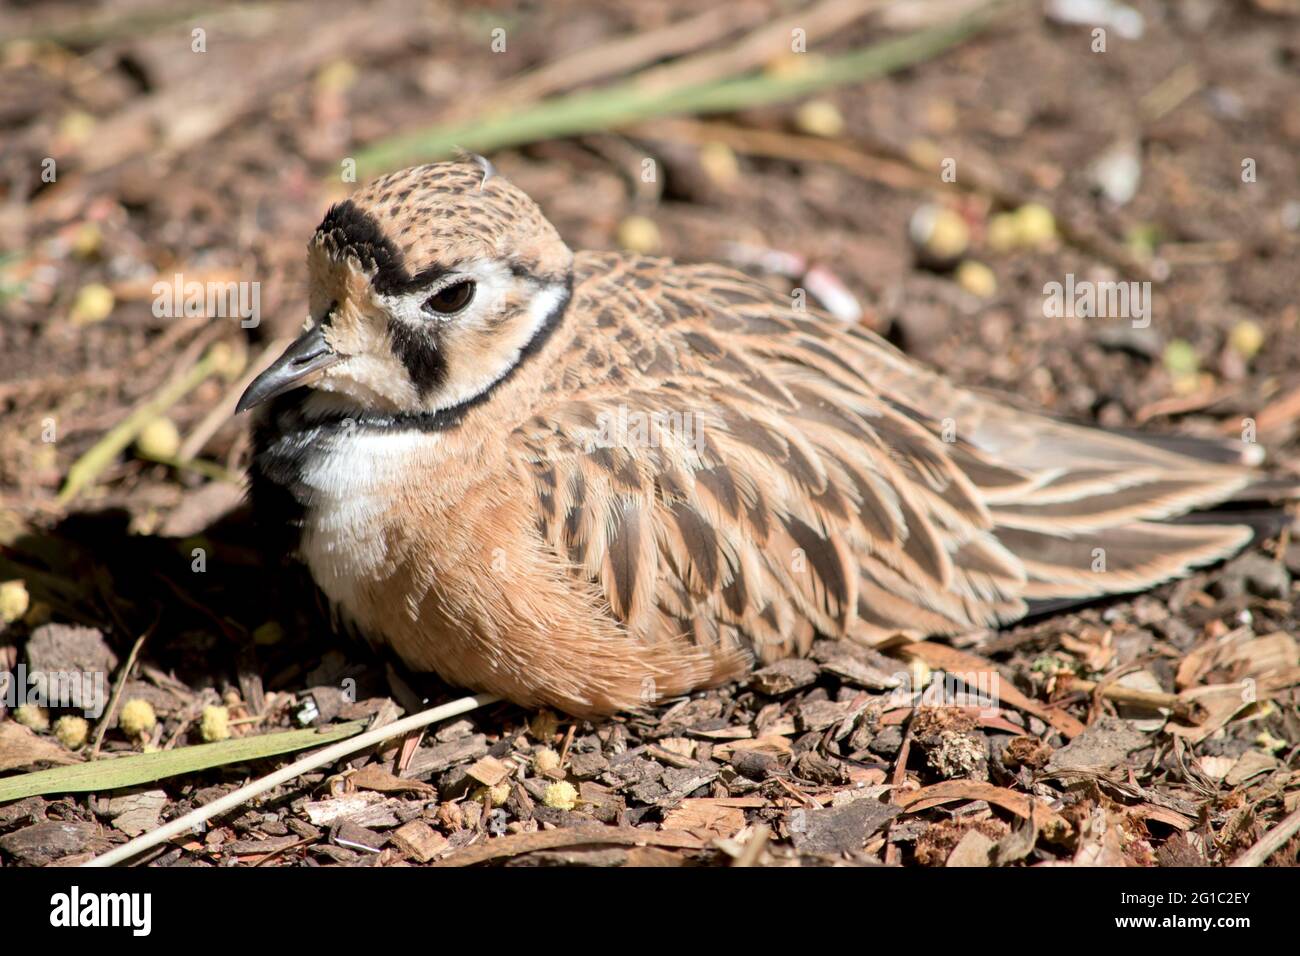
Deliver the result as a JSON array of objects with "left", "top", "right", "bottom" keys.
[{"left": 1, "top": 0, "right": 1299, "bottom": 867}]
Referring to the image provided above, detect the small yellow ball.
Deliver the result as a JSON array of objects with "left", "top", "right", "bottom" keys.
[
  {"left": 200, "top": 705, "right": 230, "bottom": 742},
  {"left": 14, "top": 703, "right": 49, "bottom": 732},
  {"left": 0, "top": 579, "right": 30, "bottom": 623},
  {"left": 119, "top": 698, "right": 157, "bottom": 739},
  {"left": 1013, "top": 203, "right": 1057, "bottom": 248},
  {"left": 252, "top": 621, "right": 284, "bottom": 646},
  {"left": 532, "top": 748, "right": 561, "bottom": 774},
  {"left": 698, "top": 142, "right": 740, "bottom": 188},
  {"left": 55, "top": 715, "right": 90, "bottom": 750},
  {"left": 794, "top": 99, "right": 845, "bottom": 138},
  {"left": 910, "top": 205, "right": 969, "bottom": 261},
  {"left": 986, "top": 213, "right": 1020, "bottom": 252},
  {"left": 1228, "top": 320, "right": 1264, "bottom": 359},
  {"left": 616, "top": 215, "right": 661, "bottom": 254},
  {"left": 137, "top": 416, "right": 181, "bottom": 460},
  {"left": 542, "top": 781, "right": 578, "bottom": 810},
  {"left": 71, "top": 283, "right": 115, "bottom": 325},
  {"left": 956, "top": 260, "right": 997, "bottom": 299},
  {"left": 1163, "top": 339, "right": 1199, "bottom": 378}
]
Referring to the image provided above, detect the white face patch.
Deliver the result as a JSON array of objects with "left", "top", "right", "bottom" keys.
[{"left": 370, "top": 261, "right": 567, "bottom": 413}]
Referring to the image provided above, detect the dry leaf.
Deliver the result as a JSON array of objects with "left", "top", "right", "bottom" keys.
[
  {"left": 899, "top": 780, "right": 1069, "bottom": 836},
  {"left": 0, "top": 722, "right": 81, "bottom": 772},
  {"left": 350, "top": 763, "right": 436, "bottom": 795},
  {"left": 900, "top": 642, "right": 1086, "bottom": 738}
]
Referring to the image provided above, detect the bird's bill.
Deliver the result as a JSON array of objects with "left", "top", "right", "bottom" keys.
[{"left": 236, "top": 325, "right": 343, "bottom": 413}]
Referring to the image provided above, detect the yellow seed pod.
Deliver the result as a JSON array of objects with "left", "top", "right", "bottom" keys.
[
  {"left": 794, "top": 99, "right": 844, "bottom": 138},
  {"left": 986, "top": 213, "right": 1020, "bottom": 252},
  {"left": 616, "top": 215, "right": 661, "bottom": 254},
  {"left": 698, "top": 141, "right": 740, "bottom": 188},
  {"left": 1013, "top": 203, "right": 1057, "bottom": 248},
  {"left": 316, "top": 59, "right": 358, "bottom": 94},
  {"left": 253, "top": 621, "right": 284, "bottom": 646},
  {"left": 1228, "top": 320, "right": 1264, "bottom": 359},
  {"left": 1162, "top": 339, "right": 1199, "bottom": 377},
  {"left": 910, "top": 205, "right": 969, "bottom": 261},
  {"left": 14, "top": 703, "right": 49, "bottom": 732},
  {"left": 71, "top": 283, "right": 115, "bottom": 325},
  {"left": 137, "top": 416, "right": 181, "bottom": 460},
  {"left": 55, "top": 715, "right": 90, "bottom": 750},
  {"left": 58, "top": 110, "right": 95, "bottom": 146},
  {"left": 73, "top": 222, "right": 103, "bottom": 259},
  {"left": 200, "top": 705, "right": 231, "bottom": 742},
  {"left": 119, "top": 698, "right": 157, "bottom": 738},
  {"left": 0, "top": 579, "right": 30, "bottom": 623},
  {"left": 542, "top": 781, "right": 578, "bottom": 810},
  {"left": 532, "top": 748, "right": 561, "bottom": 774},
  {"left": 956, "top": 260, "right": 997, "bottom": 299},
  {"left": 209, "top": 341, "right": 248, "bottom": 381}
]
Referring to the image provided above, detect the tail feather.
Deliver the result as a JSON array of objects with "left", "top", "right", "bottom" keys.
[
  {"left": 959, "top": 413, "right": 1293, "bottom": 618},
  {"left": 996, "top": 521, "right": 1253, "bottom": 602}
]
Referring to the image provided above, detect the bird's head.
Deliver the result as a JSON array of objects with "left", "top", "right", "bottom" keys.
[{"left": 237, "top": 157, "right": 574, "bottom": 421}]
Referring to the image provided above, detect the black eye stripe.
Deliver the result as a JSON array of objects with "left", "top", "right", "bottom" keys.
[{"left": 388, "top": 318, "right": 445, "bottom": 399}]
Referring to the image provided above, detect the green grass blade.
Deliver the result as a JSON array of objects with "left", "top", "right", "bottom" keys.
[
  {"left": 354, "top": 6, "right": 1005, "bottom": 176},
  {"left": 0, "top": 721, "right": 366, "bottom": 803}
]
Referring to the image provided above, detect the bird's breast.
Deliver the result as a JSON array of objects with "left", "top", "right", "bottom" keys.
[{"left": 294, "top": 428, "right": 439, "bottom": 630}]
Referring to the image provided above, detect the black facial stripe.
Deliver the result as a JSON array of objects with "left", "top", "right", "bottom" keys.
[
  {"left": 315, "top": 200, "right": 451, "bottom": 296},
  {"left": 388, "top": 318, "right": 446, "bottom": 399}
]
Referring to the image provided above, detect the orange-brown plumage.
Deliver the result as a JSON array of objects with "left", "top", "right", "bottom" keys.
[{"left": 242, "top": 159, "right": 1275, "bottom": 716}]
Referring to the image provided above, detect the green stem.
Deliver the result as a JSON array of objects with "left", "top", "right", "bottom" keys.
[{"left": 355, "top": 4, "right": 1006, "bottom": 176}]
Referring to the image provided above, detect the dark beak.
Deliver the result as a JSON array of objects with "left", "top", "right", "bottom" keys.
[{"left": 236, "top": 325, "right": 342, "bottom": 413}]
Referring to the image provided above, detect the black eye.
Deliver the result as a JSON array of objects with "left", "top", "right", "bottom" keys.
[{"left": 422, "top": 280, "right": 475, "bottom": 315}]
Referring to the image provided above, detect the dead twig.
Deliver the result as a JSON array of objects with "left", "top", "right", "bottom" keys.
[
  {"left": 1058, "top": 672, "right": 1203, "bottom": 723},
  {"left": 432, "top": 824, "right": 706, "bottom": 867},
  {"left": 88, "top": 616, "right": 160, "bottom": 758},
  {"left": 82, "top": 693, "right": 499, "bottom": 867},
  {"left": 1229, "top": 804, "right": 1300, "bottom": 867}
]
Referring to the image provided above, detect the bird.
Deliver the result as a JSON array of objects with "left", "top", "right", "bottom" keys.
[{"left": 238, "top": 156, "right": 1282, "bottom": 718}]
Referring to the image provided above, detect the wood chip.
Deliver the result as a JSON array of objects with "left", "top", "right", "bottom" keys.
[
  {"left": 945, "top": 827, "right": 995, "bottom": 867},
  {"left": 105, "top": 788, "right": 167, "bottom": 837},
  {"left": 790, "top": 798, "right": 900, "bottom": 855},
  {"left": 465, "top": 755, "right": 511, "bottom": 788},
  {"left": 391, "top": 820, "right": 449, "bottom": 863},
  {"left": 749, "top": 657, "right": 820, "bottom": 694},
  {"left": 1044, "top": 715, "right": 1147, "bottom": 773},
  {"left": 0, "top": 821, "right": 102, "bottom": 866},
  {"left": 661, "top": 798, "right": 746, "bottom": 837}
]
